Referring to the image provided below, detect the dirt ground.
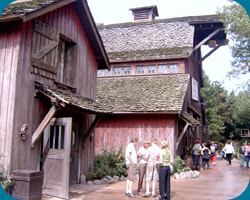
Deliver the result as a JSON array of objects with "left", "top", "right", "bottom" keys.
[{"left": 43, "top": 156, "right": 250, "bottom": 200}]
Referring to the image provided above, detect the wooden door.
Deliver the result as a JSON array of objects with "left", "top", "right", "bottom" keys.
[
  {"left": 42, "top": 118, "right": 72, "bottom": 199},
  {"left": 69, "top": 124, "right": 79, "bottom": 185}
]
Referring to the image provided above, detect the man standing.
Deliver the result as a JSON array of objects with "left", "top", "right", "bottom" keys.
[
  {"left": 192, "top": 140, "right": 202, "bottom": 170},
  {"left": 125, "top": 137, "right": 139, "bottom": 198},
  {"left": 142, "top": 138, "right": 161, "bottom": 198}
]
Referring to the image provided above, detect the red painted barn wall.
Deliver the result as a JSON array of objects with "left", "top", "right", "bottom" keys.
[{"left": 95, "top": 114, "right": 176, "bottom": 156}]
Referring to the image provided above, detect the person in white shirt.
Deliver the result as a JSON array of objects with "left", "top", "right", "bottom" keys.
[
  {"left": 223, "top": 141, "right": 235, "bottom": 165},
  {"left": 125, "top": 137, "right": 139, "bottom": 198},
  {"left": 137, "top": 140, "right": 150, "bottom": 194},
  {"left": 142, "top": 138, "right": 161, "bottom": 198}
]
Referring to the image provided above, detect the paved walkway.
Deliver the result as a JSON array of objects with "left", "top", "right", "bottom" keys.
[{"left": 43, "top": 157, "right": 250, "bottom": 200}]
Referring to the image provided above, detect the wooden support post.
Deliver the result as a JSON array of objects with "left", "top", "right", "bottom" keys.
[
  {"left": 198, "top": 43, "right": 223, "bottom": 65},
  {"left": 83, "top": 115, "right": 103, "bottom": 145},
  {"left": 31, "top": 105, "right": 58, "bottom": 148},
  {"left": 176, "top": 122, "right": 190, "bottom": 150}
]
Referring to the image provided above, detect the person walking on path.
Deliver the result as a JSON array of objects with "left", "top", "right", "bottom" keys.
[
  {"left": 192, "top": 140, "right": 202, "bottom": 170},
  {"left": 125, "top": 137, "right": 139, "bottom": 198},
  {"left": 142, "top": 138, "right": 161, "bottom": 198},
  {"left": 137, "top": 140, "right": 150, "bottom": 194},
  {"left": 242, "top": 143, "right": 250, "bottom": 168},
  {"left": 209, "top": 141, "right": 218, "bottom": 166},
  {"left": 223, "top": 141, "right": 235, "bottom": 165},
  {"left": 239, "top": 143, "right": 246, "bottom": 167},
  {"left": 201, "top": 143, "right": 211, "bottom": 170},
  {"left": 157, "top": 140, "right": 173, "bottom": 200}
]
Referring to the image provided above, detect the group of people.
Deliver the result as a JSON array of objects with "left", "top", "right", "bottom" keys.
[
  {"left": 193, "top": 140, "right": 219, "bottom": 170},
  {"left": 125, "top": 137, "right": 173, "bottom": 200},
  {"left": 240, "top": 143, "right": 250, "bottom": 168},
  {"left": 193, "top": 140, "right": 237, "bottom": 170}
]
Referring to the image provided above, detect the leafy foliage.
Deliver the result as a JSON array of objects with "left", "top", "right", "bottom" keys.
[
  {"left": 86, "top": 147, "right": 127, "bottom": 181},
  {"left": 217, "top": 1, "right": 250, "bottom": 87},
  {"left": 201, "top": 69, "right": 250, "bottom": 143},
  {"left": 201, "top": 71, "right": 230, "bottom": 141},
  {"left": 171, "top": 156, "right": 190, "bottom": 174},
  {"left": 0, "top": 165, "right": 13, "bottom": 194}
]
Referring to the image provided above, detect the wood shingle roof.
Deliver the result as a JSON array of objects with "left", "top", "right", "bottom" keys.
[
  {"left": 35, "top": 81, "right": 111, "bottom": 114},
  {"left": 96, "top": 74, "right": 190, "bottom": 113},
  {"left": 97, "top": 15, "right": 221, "bottom": 62}
]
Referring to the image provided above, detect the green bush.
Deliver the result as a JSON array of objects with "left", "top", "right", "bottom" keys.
[
  {"left": 0, "top": 165, "right": 13, "bottom": 194},
  {"left": 171, "top": 156, "right": 190, "bottom": 174},
  {"left": 86, "top": 146, "right": 127, "bottom": 181}
]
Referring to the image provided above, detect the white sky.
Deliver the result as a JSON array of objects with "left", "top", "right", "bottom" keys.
[{"left": 87, "top": 0, "right": 249, "bottom": 93}]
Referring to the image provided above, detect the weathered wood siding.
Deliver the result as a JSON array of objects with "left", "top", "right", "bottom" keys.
[
  {"left": 0, "top": 3, "right": 98, "bottom": 174},
  {"left": 0, "top": 20, "right": 22, "bottom": 174},
  {"left": 95, "top": 114, "right": 176, "bottom": 156}
]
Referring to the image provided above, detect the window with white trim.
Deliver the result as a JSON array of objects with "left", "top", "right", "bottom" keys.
[
  {"left": 124, "top": 67, "right": 132, "bottom": 75},
  {"left": 97, "top": 70, "right": 102, "bottom": 76},
  {"left": 147, "top": 65, "right": 156, "bottom": 74},
  {"left": 169, "top": 64, "right": 178, "bottom": 73},
  {"left": 104, "top": 69, "right": 111, "bottom": 76},
  {"left": 158, "top": 64, "right": 167, "bottom": 73},
  {"left": 113, "top": 67, "right": 122, "bottom": 75},
  {"left": 136, "top": 66, "right": 145, "bottom": 74}
]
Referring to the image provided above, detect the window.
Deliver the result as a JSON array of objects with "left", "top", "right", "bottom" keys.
[
  {"left": 169, "top": 64, "right": 178, "bottom": 73},
  {"left": 113, "top": 67, "right": 122, "bottom": 75},
  {"left": 57, "top": 37, "right": 76, "bottom": 85},
  {"left": 147, "top": 66, "right": 156, "bottom": 74},
  {"left": 136, "top": 66, "right": 145, "bottom": 74},
  {"left": 123, "top": 67, "right": 132, "bottom": 75},
  {"left": 104, "top": 69, "right": 111, "bottom": 76},
  {"left": 158, "top": 64, "right": 167, "bottom": 73},
  {"left": 49, "top": 125, "right": 65, "bottom": 150},
  {"left": 97, "top": 70, "right": 102, "bottom": 76}
]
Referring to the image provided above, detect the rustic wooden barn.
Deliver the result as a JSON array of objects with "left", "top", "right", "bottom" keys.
[
  {"left": 0, "top": 0, "right": 109, "bottom": 198},
  {"left": 95, "top": 6, "right": 228, "bottom": 158}
]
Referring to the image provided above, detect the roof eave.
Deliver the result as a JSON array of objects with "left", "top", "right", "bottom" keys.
[{"left": 112, "top": 111, "right": 180, "bottom": 114}]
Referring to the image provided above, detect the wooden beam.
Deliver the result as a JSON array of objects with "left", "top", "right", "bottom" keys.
[
  {"left": 176, "top": 122, "right": 190, "bottom": 150},
  {"left": 83, "top": 115, "right": 103, "bottom": 145},
  {"left": 193, "top": 27, "right": 225, "bottom": 52},
  {"left": 31, "top": 106, "right": 58, "bottom": 148},
  {"left": 198, "top": 39, "right": 229, "bottom": 65},
  {"left": 198, "top": 44, "right": 223, "bottom": 65}
]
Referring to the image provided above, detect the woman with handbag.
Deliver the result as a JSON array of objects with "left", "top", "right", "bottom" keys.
[{"left": 201, "top": 143, "right": 211, "bottom": 170}]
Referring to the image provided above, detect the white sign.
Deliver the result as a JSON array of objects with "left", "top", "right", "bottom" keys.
[{"left": 192, "top": 77, "right": 199, "bottom": 101}]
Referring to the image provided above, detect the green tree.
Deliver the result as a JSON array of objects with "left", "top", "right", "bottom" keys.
[
  {"left": 201, "top": 71, "right": 230, "bottom": 141},
  {"left": 231, "top": 89, "right": 250, "bottom": 137},
  {"left": 217, "top": 1, "right": 250, "bottom": 87}
]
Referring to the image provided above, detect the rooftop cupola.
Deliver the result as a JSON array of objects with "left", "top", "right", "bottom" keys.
[{"left": 129, "top": 5, "right": 159, "bottom": 22}]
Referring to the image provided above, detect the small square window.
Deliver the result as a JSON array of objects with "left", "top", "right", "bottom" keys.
[
  {"left": 147, "top": 66, "right": 156, "bottom": 74},
  {"left": 97, "top": 70, "right": 102, "bottom": 76},
  {"left": 113, "top": 67, "right": 122, "bottom": 75},
  {"left": 158, "top": 65, "right": 167, "bottom": 73},
  {"left": 169, "top": 64, "right": 178, "bottom": 73},
  {"left": 104, "top": 69, "right": 111, "bottom": 76},
  {"left": 124, "top": 67, "right": 132, "bottom": 75},
  {"left": 136, "top": 66, "right": 145, "bottom": 74}
]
